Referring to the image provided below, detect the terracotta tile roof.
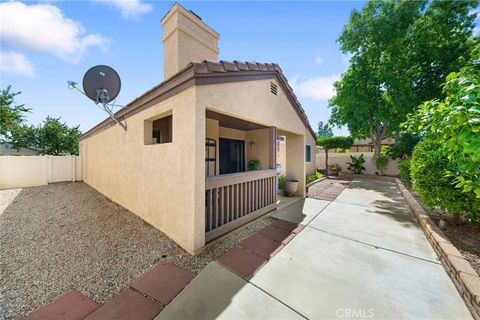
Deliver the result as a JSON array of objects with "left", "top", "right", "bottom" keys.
[{"left": 81, "top": 60, "right": 316, "bottom": 140}]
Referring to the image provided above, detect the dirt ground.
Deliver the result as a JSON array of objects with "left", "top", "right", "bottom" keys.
[
  {"left": 409, "top": 191, "right": 480, "bottom": 275},
  {"left": 0, "top": 182, "right": 273, "bottom": 319}
]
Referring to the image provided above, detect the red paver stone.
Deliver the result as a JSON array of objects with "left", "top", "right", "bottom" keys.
[
  {"left": 239, "top": 234, "right": 284, "bottom": 259},
  {"left": 217, "top": 246, "right": 267, "bottom": 279},
  {"left": 24, "top": 289, "right": 100, "bottom": 320},
  {"left": 84, "top": 288, "right": 163, "bottom": 320},
  {"left": 271, "top": 219, "right": 305, "bottom": 234},
  {"left": 130, "top": 263, "right": 195, "bottom": 305},
  {"left": 260, "top": 225, "right": 295, "bottom": 243}
]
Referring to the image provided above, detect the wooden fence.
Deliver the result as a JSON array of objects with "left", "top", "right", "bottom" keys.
[
  {"left": 0, "top": 156, "right": 82, "bottom": 190},
  {"left": 205, "top": 169, "right": 277, "bottom": 242}
]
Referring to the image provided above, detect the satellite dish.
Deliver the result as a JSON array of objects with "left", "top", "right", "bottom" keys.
[
  {"left": 68, "top": 65, "right": 127, "bottom": 130},
  {"left": 83, "top": 65, "right": 121, "bottom": 104}
]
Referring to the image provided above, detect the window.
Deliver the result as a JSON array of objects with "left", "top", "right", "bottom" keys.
[
  {"left": 305, "top": 145, "right": 311, "bottom": 162},
  {"left": 151, "top": 115, "right": 172, "bottom": 144}
]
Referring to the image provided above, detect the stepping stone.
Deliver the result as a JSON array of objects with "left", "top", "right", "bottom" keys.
[
  {"left": 84, "top": 288, "right": 163, "bottom": 320},
  {"left": 271, "top": 219, "right": 305, "bottom": 234},
  {"left": 217, "top": 246, "right": 267, "bottom": 279},
  {"left": 24, "top": 289, "right": 100, "bottom": 320},
  {"left": 239, "top": 234, "right": 284, "bottom": 259},
  {"left": 130, "top": 263, "right": 195, "bottom": 305},
  {"left": 259, "top": 226, "right": 296, "bottom": 244}
]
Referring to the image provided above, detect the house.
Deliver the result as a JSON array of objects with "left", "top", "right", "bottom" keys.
[
  {"left": 0, "top": 143, "right": 40, "bottom": 156},
  {"left": 350, "top": 138, "right": 395, "bottom": 153},
  {"left": 79, "top": 3, "right": 316, "bottom": 254}
]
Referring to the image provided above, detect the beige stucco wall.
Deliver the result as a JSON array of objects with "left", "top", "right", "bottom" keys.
[
  {"left": 197, "top": 79, "right": 305, "bottom": 135},
  {"left": 80, "top": 86, "right": 205, "bottom": 254},
  {"left": 305, "top": 127, "right": 316, "bottom": 175},
  {"left": 245, "top": 128, "right": 270, "bottom": 170}
]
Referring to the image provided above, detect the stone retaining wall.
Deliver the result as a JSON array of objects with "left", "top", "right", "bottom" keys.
[{"left": 395, "top": 179, "right": 480, "bottom": 320}]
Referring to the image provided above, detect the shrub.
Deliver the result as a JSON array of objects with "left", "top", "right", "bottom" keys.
[
  {"left": 328, "top": 164, "right": 342, "bottom": 172},
  {"left": 278, "top": 175, "right": 285, "bottom": 190},
  {"left": 411, "top": 140, "right": 479, "bottom": 221},
  {"left": 347, "top": 154, "right": 366, "bottom": 174},
  {"left": 306, "top": 171, "right": 322, "bottom": 184},
  {"left": 398, "top": 158, "right": 411, "bottom": 185},
  {"left": 372, "top": 153, "right": 390, "bottom": 175},
  {"left": 405, "top": 54, "right": 480, "bottom": 221},
  {"left": 248, "top": 159, "right": 261, "bottom": 170}
]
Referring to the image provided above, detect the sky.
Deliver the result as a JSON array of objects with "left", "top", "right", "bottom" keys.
[{"left": 2, "top": 1, "right": 366, "bottom": 135}]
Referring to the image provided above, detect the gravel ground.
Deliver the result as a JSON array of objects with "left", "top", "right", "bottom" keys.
[
  {"left": 306, "top": 178, "right": 336, "bottom": 198},
  {"left": 0, "top": 182, "right": 273, "bottom": 319}
]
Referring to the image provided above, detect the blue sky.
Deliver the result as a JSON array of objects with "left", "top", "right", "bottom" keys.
[{"left": 2, "top": 1, "right": 366, "bottom": 135}]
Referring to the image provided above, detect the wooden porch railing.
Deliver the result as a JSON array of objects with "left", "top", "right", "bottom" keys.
[{"left": 205, "top": 169, "right": 277, "bottom": 242}]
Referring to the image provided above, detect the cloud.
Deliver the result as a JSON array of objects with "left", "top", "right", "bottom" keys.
[
  {"left": 98, "top": 0, "right": 153, "bottom": 19},
  {"left": 290, "top": 74, "right": 340, "bottom": 101},
  {"left": 0, "top": 1, "right": 108, "bottom": 63},
  {"left": 0, "top": 51, "right": 35, "bottom": 77},
  {"left": 315, "top": 56, "right": 323, "bottom": 65}
]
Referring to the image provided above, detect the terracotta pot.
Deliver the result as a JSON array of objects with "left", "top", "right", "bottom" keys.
[{"left": 285, "top": 179, "right": 299, "bottom": 196}]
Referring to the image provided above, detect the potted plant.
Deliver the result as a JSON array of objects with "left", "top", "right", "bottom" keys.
[
  {"left": 328, "top": 164, "right": 342, "bottom": 176},
  {"left": 248, "top": 159, "right": 261, "bottom": 170},
  {"left": 284, "top": 179, "right": 299, "bottom": 196}
]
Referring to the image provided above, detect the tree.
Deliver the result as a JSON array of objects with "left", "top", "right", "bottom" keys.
[
  {"left": 316, "top": 136, "right": 354, "bottom": 176},
  {"left": 317, "top": 121, "right": 333, "bottom": 137},
  {"left": 0, "top": 86, "right": 30, "bottom": 142},
  {"left": 388, "top": 132, "right": 422, "bottom": 160},
  {"left": 329, "top": 0, "right": 478, "bottom": 157},
  {"left": 33, "top": 117, "right": 82, "bottom": 155}
]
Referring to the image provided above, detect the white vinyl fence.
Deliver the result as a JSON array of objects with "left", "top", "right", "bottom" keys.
[
  {"left": 0, "top": 156, "right": 82, "bottom": 190},
  {"left": 315, "top": 152, "right": 400, "bottom": 176}
]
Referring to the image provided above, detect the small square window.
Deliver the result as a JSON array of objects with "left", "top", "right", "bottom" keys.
[
  {"left": 152, "top": 115, "right": 172, "bottom": 144},
  {"left": 305, "top": 145, "right": 311, "bottom": 162}
]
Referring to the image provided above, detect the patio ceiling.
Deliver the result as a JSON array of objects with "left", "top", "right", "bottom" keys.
[{"left": 206, "top": 110, "right": 267, "bottom": 131}]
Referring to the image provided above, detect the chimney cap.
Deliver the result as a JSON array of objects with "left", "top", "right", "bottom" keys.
[{"left": 161, "top": 2, "right": 219, "bottom": 39}]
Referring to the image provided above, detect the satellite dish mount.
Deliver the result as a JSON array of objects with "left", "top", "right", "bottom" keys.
[{"left": 68, "top": 65, "right": 127, "bottom": 131}]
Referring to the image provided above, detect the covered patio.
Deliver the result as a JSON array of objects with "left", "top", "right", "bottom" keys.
[{"left": 204, "top": 110, "right": 305, "bottom": 242}]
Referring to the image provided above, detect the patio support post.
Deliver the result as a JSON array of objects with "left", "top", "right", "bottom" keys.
[{"left": 269, "top": 127, "right": 277, "bottom": 170}]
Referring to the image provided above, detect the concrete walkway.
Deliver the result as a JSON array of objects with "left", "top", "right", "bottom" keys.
[{"left": 157, "top": 179, "right": 473, "bottom": 319}]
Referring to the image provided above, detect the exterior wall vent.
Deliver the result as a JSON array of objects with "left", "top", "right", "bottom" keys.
[{"left": 270, "top": 82, "right": 278, "bottom": 95}]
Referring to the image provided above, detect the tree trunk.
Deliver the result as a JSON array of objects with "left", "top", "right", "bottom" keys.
[{"left": 325, "top": 149, "right": 329, "bottom": 177}]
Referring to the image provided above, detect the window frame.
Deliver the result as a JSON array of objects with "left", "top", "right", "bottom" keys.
[{"left": 305, "top": 144, "right": 312, "bottom": 163}]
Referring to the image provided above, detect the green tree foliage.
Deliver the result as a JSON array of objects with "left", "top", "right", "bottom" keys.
[
  {"left": 317, "top": 121, "right": 333, "bottom": 137},
  {"left": 388, "top": 132, "right": 422, "bottom": 160},
  {"left": 406, "top": 48, "right": 480, "bottom": 220},
  {"left": 0, "top": 86, "right": 30, "bottom": 142},
  {"left": 316, "top": 136, "right": 354, "bottom": 176},
  {"left": 329, "top": 0, "right": 478, "bottom": 157},
  {"left": 33, "top": 117, "right": 82, "bottom": 156}
]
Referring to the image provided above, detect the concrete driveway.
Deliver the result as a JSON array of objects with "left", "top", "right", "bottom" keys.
[{"left": 157, "top": 179, "right": 472, "bottom": 319}]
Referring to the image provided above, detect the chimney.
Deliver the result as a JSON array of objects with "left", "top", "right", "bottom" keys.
[{"left": 161, "top": 4, "right": 219, "bottom": 79}]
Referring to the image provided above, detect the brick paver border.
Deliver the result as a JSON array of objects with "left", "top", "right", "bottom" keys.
[{"left": 395, "top": 178, "right": 480, "bottom": 320}]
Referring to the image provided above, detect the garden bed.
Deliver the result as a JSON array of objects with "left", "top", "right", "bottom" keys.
[{"left": 410, "top": 190, "right": 480, "bottom": 275}]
